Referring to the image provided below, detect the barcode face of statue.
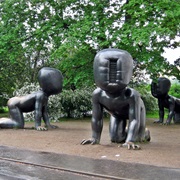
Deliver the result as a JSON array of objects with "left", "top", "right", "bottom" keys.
[{"left": 93, "top": 48, "right": 133, "bottom": 93}]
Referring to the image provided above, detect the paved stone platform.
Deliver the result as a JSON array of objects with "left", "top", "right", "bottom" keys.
[{"left": 0, "top": 146, "right": 179, "bottom": 180}]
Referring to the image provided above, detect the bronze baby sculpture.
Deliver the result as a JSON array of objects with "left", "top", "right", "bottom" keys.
[
  {"left": 151, "top": 77, "right": 180, "bottom": 124},
  {"left": 0, "top": 67, "right": 63, "bottom": 130},
  {"left": 81, "top": 48, "right": 150, "bottom": 149}
]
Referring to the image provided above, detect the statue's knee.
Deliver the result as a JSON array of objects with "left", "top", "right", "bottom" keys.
[
  {"left": 110, "top": 134, "right": 126, "bottom": 143},
  {"left": 7, "top": 98, "right": 17, "bottom": 109},
  {"left": 110, "top": 136, "right": 117, "bottom": 143},
  {"left": 13, "top": 121, "right": 24, "bottom": 129}
]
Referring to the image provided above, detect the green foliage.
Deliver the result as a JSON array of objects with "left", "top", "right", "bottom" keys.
[
  {"left": 134, "top": 84, "right": 158, "bottom": 112},
  {"left": 50, "top": 43, "right": 95, "bottom": 88},
  {"left": 0, "top": 106, "right": 8, "bottom": 113},
  {"left": 0, "top": 0, "right": 179, "bottom": 95},
  {"left": 60, "top": 88, "right": 93, "bottom": 118},
  {"left": 169, "top": 83, "right": 180, "bottom": 98},
  {"left": 146, "top": 111, "right": 159, "bottom": 119}
]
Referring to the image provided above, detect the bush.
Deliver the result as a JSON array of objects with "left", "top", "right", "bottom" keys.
[
  {"left": 11, "top": 82, "right": 162, "bottom": 120},
  {"left": 169, "top": 83, "right": 180, "bottom": 98},
  {"left": 13, "top": 83, "right": 94, "bottom": 121},
  {"left": 0, "top": 106, "right": 8, "bottom": 113},
  {"left": 60, "top": 88, "right": 93, "bottom": 118},
  {"left": 134, "top": 85, "right": 158, "bottom": 112}
]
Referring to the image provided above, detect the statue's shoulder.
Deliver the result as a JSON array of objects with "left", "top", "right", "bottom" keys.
[
  {"left": 124, "top": 87, "right": 140, "bottom": 98},
  {"left": 93, "top": 87, "right": 103, "bottom": 96},
  {"left": 35, "top": 90, "right": 46, "bottom": 99}
]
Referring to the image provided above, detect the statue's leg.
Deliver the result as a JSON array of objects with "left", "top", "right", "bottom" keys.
[
  {"left": 109, "top": 115, "right": 126, "bottom": 143},
  {"left": 173, "top": 112, "right": 180, "bottom": 124},
  {"left": 0, "top": 117, "right": 19, "bottom": 128},
  {"left": 0, "top": 99, "right": 24, "bottom": 128},
  {"left": 9, "top": 106, "right": 24, "bottom": 128}
]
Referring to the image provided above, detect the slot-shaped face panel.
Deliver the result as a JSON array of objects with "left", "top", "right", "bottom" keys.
[
  {"left": 93, "top": 49, "right": 133, "bottom": 93},
  {"left": 109, "top": 59, "right": 118, "bottom": 83},
  {"left": 151, "top": 77, "right": 171, "bottom": 97},
  {"left": 38, "top": 67, "right": 63, "bottom": 96}
]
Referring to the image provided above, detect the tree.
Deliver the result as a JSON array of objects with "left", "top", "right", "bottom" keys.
[
  {"left": 0, "top": 0, "right": 179, "bottom": 95},
  {"left": 0, "top": 0, "right": 62, "bottom": 94},
  {"left": 51, "top": 0, "right": 180, "bottom": 82}
]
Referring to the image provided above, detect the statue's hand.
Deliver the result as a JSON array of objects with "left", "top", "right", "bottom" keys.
[
  {"left": 164, "top": 120, "right": 171, "bottom": 125},
  {"left": 153, "top": 120, "right": 163, "bottom": 124},
  {"left": 36, "top": 126, "right": 48, "bottom": 131},
  {"left": 81, "top": 138, "right": 99, "bottom": 145},
  {"left": 121, "top": 142, "right": 141, "bottom": 150}
]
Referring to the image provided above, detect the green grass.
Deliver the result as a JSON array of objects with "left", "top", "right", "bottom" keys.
[
  {"left": 0, "top": 111, "right": 161, "bottom": 120},
  {"left": 0, "top": 112, "right": 8, "bottom": 118},
  {"left": 146, "top": 111, "right": 159, "bottom": 118},
  {"left": 146, "top": 109, "right": 170, "bottom": 119}
]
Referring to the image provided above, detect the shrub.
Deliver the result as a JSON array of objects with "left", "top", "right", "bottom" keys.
[
  {"left": 169, "top": 83, "right": 180, "bottom": 98},
  {"left": 134, "top": 85, "right": 158, "bottom": 112},
  {"left": 0, "top": 106, "right": 8, "bottom": 113},
  {"left": 60, "top": 88, "right": 93, "bottom": 118}
]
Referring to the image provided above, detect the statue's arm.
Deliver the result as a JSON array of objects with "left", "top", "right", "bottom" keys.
[
  {"left": 42, "top": 102, "right": 50, "bottom": 125},
  {"left": 42, "top": 101, "right": 58, "bottom": 129},
  {"left": 157, "top": 99, "right": 165, "bottom": 123},
  {"left": 166, "top": 96, "right": 175, "bottom": 124},
  {"left": 34, "top": 94, "right": 43, "bottom": 129},
  {"left": 122, "top": 91, "right": 143, "bottom": 150},
  {"left": 81, "top": 89, "right": 103, "bottom": 145},
  {"left": 91, "top": 95, "right": 103, "bottom": 144},
  {"left": 126, "top": 93, "right": 140, "bottom": 143}
]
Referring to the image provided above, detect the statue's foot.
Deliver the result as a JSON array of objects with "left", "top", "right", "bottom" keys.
[
  {"left": 81, "top": 138, "right": 99, "bottom": 145},
  {"left": 36, "top": 126, "right": 47, "bottom": 131},
  {"left": 153, "top": 120, "right": 163, "bottom": 124},
  {"left": 164, "top": 120, "right": 171, "bottom": 125},
  {"left": 120, "top": 142, "right": 141, "bottom": 150}
]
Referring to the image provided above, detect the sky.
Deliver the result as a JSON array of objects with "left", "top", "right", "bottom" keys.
[
  {"left": 163, "top": 47, "right": 180, "bottom": 65},
  {"left": 162, "top": 36, "right": 180, "bottom": 65}
]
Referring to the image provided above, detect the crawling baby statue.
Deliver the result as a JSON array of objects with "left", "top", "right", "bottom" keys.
[
  {"left": 81, "top": 48, "right": 150, "bottom": 149},
  {"left": 0, "top": 67, "right": 63, "bottom": 130}
]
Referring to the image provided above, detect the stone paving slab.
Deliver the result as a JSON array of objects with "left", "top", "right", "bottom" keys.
[{"left": 0, "top": 146, "right": 179, "bottom": 180}]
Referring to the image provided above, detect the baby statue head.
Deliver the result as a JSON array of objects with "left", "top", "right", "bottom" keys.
[
  {"left": 93, "top": 48, "right": 133, "bottom": 93},
  {"left": 38, "top": 67, "right": 63, "bottom": 96},
  {"left": 151, "top": 77, "right": 171, "bottom": 98}
]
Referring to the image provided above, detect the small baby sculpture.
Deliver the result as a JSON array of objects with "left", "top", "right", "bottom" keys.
[
  {"left": 0, "top": 67, "right": 63, "bottom": 130},
  {"left": 151, "top": 77, "right": 180, "bottom": 124},
  {"left": 81, "top": 48, "right": 150, "bottom": 149}
]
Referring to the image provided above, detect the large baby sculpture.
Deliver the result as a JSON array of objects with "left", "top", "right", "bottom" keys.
[
  {"left": 81, "top": 48, "right": 150, "bottom": 149},
  {"left": 0, "top": 67, "right": 63, "bottom": 130},
  {"left": 151, "top": 77, "right": 180, "bottom": 124}
]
